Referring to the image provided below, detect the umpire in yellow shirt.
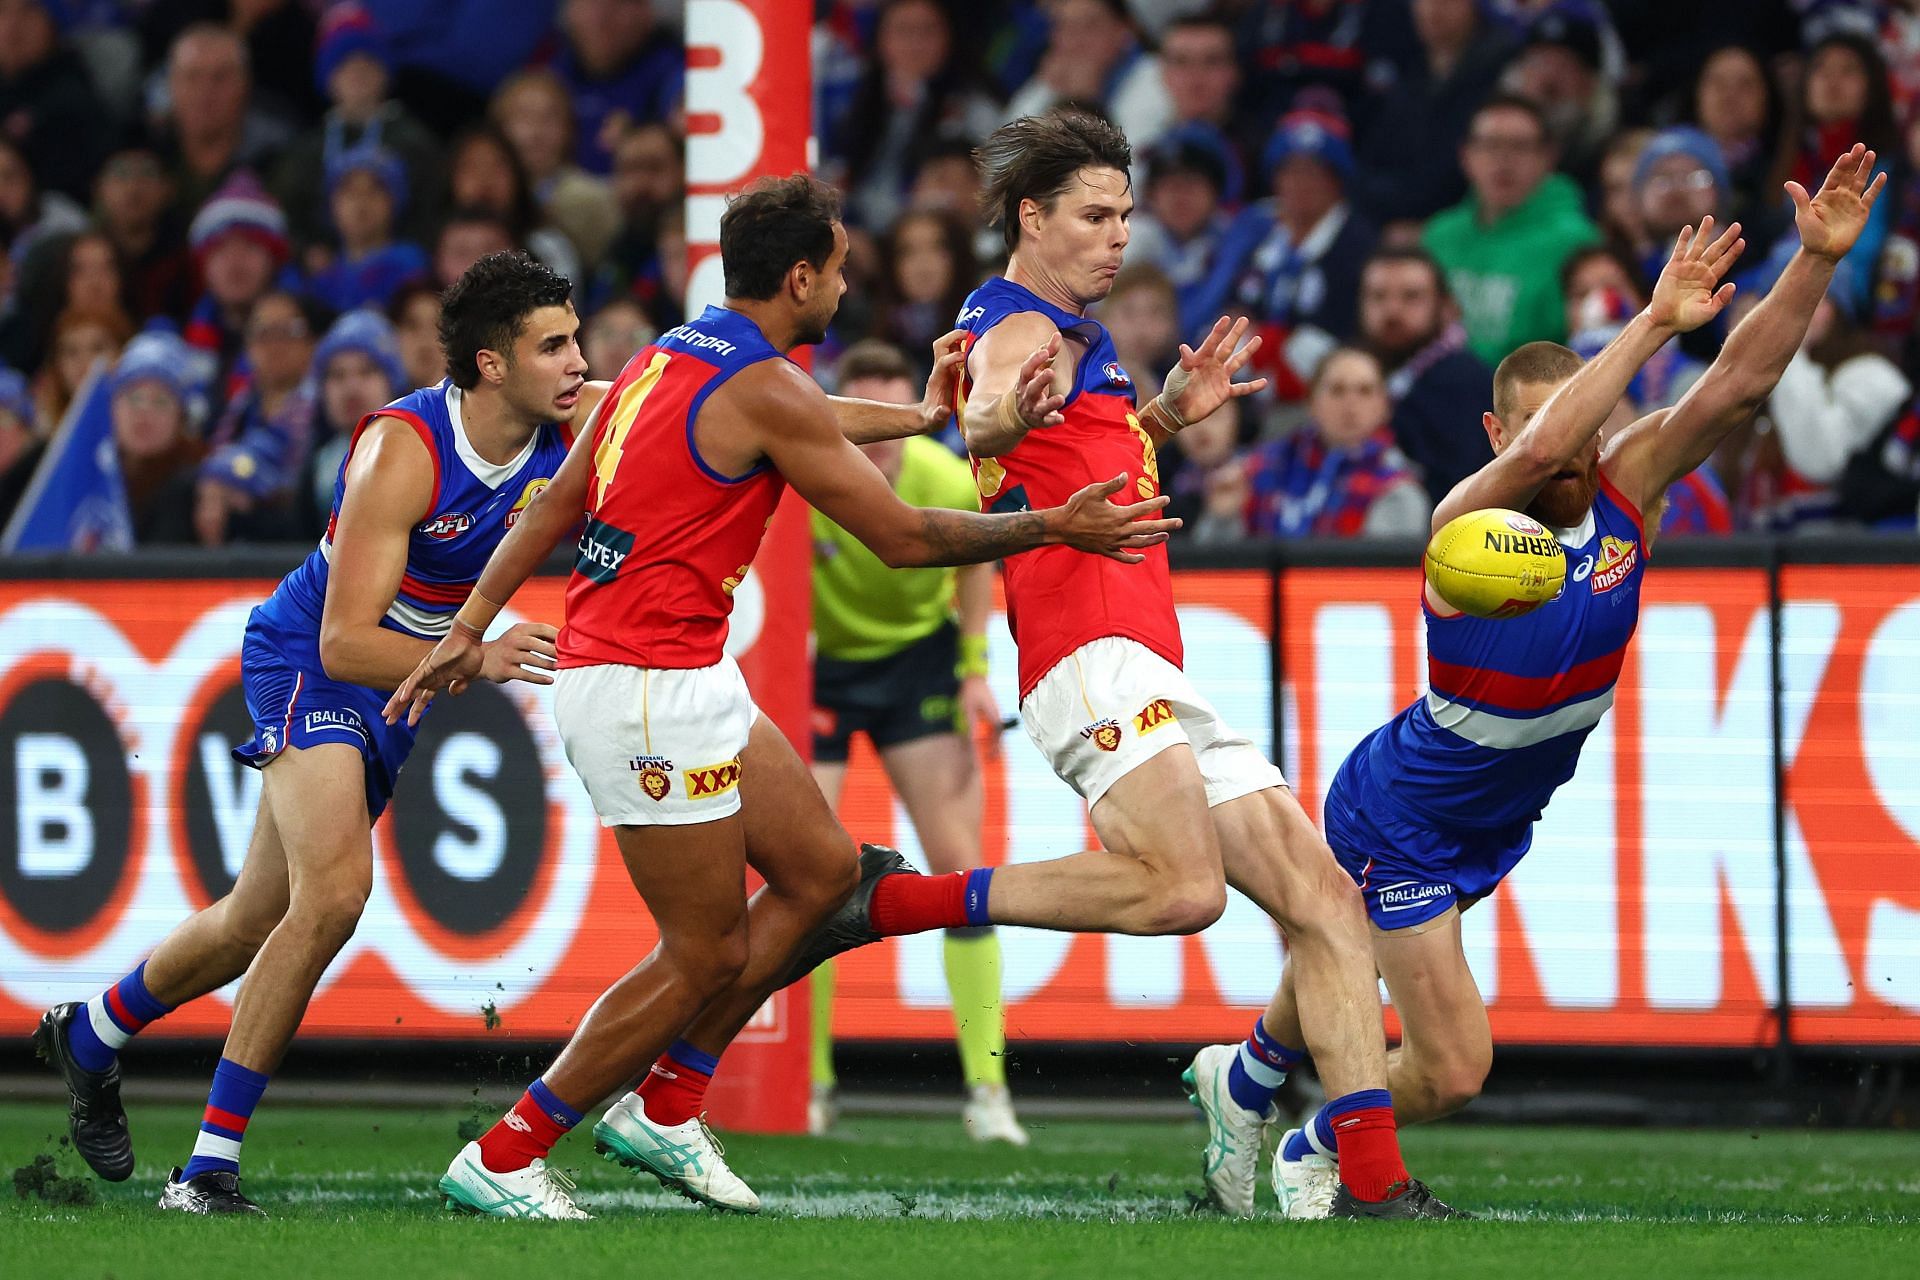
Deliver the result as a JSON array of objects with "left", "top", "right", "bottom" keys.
[{"left": 808, "top": 340, "right": 1025, "bottom": 1146}]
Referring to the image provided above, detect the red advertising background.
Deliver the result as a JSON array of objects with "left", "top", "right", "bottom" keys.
[{"left": 1, "top": 563, "right": 1916, "bottom": 1079}]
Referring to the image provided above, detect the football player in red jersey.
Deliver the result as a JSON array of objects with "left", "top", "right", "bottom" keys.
[{"left": 387, "top": 175, "right": 1177, "bottom": 1219}]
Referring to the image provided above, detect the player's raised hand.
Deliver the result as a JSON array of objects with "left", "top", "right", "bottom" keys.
[
  {"left": 1789, "top": 142, "right": 1887, "bottom": 261},
  {"left": 1054, "top": 473, "right": 1182, "bottom": 563},
  {"left": 1164, "top": 316, "right": 1268, "bottom": 425},
  {"left": 1014, "top": 333, "right": 1066, "bottom": 430},
  {"left": 1647, "top": 215, "right": 1744, "bottom": 334},
  {"left": 917, "top": 329, "right": 968, "bottom": 432}
]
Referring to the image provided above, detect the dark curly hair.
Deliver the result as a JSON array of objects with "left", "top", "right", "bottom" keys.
[
  {"left": 438, "top": 250, "right": 573, "bottom": 389},
  {"left": 977, "top": 108, "right": 1132, "bottom": 256},
  {"left": 719, "top": 174, "right": 842, "bottom": 301}
]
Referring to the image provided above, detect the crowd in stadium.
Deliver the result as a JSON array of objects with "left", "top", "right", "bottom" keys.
[{"left": 2, "top": 0, "right": 1920, "bottom": 549}]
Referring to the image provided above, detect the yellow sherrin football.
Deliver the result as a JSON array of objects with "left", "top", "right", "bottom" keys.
[{"left": 1423, "top": 508, "right": 1567, "bottom": 619}]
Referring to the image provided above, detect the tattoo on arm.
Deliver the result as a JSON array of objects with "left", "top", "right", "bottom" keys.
[{"left": 915, "top": 507, "right": 1048, "bottom": 566}]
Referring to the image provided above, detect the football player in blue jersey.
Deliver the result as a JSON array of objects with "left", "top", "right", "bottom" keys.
[{"left": 1182, "top": 147, "right": 1884, "bottom": 1218}]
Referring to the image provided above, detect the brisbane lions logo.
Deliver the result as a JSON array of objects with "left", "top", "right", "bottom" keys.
[
  {"left": 630, "top": 754, "right": 674, "bottom": 801},
  {"left": 419, "top": 512, "right": 474, "bottom": 540},
  {"left": 506, "top": 478, "right": 552, "bottom": 529},
  {"left": 1081, "top": 718, "right": 1123, "bottom": 752}
]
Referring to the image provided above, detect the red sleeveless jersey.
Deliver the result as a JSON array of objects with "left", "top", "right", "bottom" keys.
[
  {"left": 559, "top": 307, "right": 787, "bottom": 670},
  {"left": 955, "top": 277, "right": 1183, "bottom": 698}
]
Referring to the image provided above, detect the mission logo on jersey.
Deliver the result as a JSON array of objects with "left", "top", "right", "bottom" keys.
[{"left": 1592, "top": 535, "right": 1639, "bottom": 593}]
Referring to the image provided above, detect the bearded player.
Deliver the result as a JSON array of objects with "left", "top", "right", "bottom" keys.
[
  {"left": 1225, "top": 148, "right": 1881, "bottom": 1219},
  {"left": 777, "top": 107, "right": 1459, "bottom": 1219},
  {"left": 384, "top": 175, "right": 1173, "bottom": 1219}
]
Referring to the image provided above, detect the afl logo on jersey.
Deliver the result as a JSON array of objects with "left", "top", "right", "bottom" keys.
[
  {"left": 506, "top": 477, "right": 552, "bottom": 529},
  {"left": 419, "top": 512, "right": 475, "bottom": 540},
  {"left": 1103, "top": 361, "right": 1131, "bottom": 387}
]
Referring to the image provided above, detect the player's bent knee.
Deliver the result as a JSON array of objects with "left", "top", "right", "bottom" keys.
[
  {"left": 289, "top": 881, "right": 371, "bottom": 940},
  {"left": 1429, "top": 1056, "right": 1490, "bottom": 1115},
  {"left": 1148, "top": 881, "right": 1228, "bottom": 935}
]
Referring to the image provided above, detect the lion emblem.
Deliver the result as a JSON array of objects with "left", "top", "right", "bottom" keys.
[{"left": 638, "top": 767, "right": 671, "bottom": 801}]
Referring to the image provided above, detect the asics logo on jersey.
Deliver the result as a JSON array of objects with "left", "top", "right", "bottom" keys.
[
  {"left": 1591, "top": 536, "right": 1639, "bottom": 593},
  {"left": 1081, "top": 718, "right": 1123, "bottom": 752},
  {"left": 1134, "top": 699, "right": 1175, "bottom": 734},
  {"left": 1572, "top": 554, "right": 1595, "bottom": 582},
  {"left": 686, "top": 759, "right": 742, "bottom": 798},
  {"left": 419, "top": 512, "right": 475, "bottom": 540}
]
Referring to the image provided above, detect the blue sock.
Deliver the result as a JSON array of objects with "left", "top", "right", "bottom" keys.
[
  {"left": 1224, "top": 1017, "right": 1304, "bottom": 1115},
  {"left": 67, "top": 962, "right": 175, "bottom": 1073},
  {"left": 181, "top": 1058, "right": 270, "bottom": 1180},
  {"left": 962, "top": 868, "right": 994, "bottom": 926},
  {"left": 665, "top": 1039, "right": 719, "bottom": 1077},
  {"left": 526, "top": 1078, "right": 583, "bottom": 1128},
  {"left": 1282, "top": 1088, "right": 1393, "bottom": 1162}
]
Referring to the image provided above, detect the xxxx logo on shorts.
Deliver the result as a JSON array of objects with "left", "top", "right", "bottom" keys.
[
  {"left": 1080, "top": 718, "right": 1122, "bottom": 752},
  {"left": 686, "top": 758, "right": 743, "bottom": 798},
  {"left": 629, "top": 754, "right": 674, "bottom": 802},
  {"left": 1133, "top": 698, "right": 1174, "bottom": 734}
]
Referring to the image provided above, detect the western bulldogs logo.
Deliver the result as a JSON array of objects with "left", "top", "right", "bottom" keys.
[
  {"left": 629, "top": 754, "right": 674, "bottom": 802},
  {"left": 419, "top": 512, "right": 475, "bottom": 540},
  {"left": 1081, "top": 718, "right": 1123, "bottom": 752},
  {"left": 1103, "top": 361, "right": 1131, "bottom": 388}
]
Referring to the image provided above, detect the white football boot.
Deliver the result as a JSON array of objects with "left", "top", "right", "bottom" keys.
[
  {"left": 962, "top": 1083, "right": 1030, "bottom": 1147},
  {"left": 1181, "top": 1044, "right": 1270, "bottom": 1217},
  {"left": 439, "top": 1141, "right": 591, "bottom": 1219},
  {"left": 1272, "top": 1128, "right": 1339, "bottom": 1220},
  {"left": 592, "top": 1092, "right": 761, "bottom": 1213}
]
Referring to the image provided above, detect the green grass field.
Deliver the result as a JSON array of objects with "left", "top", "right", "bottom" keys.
[{"left": 2, "top": 1102, "right": 1915, "bottom": 1279}]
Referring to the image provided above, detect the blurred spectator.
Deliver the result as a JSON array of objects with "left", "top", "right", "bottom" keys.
[
  {"left": 583, "top": 296, "right": 653, "bottom": 380},
  {"left": 292, "top": 307, "right": 406, "bottom": 538},
  {"left": 359, "top": 0, "right": 558, "bottom": 128},
  {"left": 1194, "top": 108, "right": 1378, "bottom": 397},
  {"left": 183, "top": 173, "right": 290, "bottom": 394},
  {"left": 908, "top": 135, "right": 1000, "bottom": 261},
  {"left": 1509, "top": 2, "right": 1618, "bottom": 190},
  {"left": 1244, "top": 348, "right": 1431, "bottom": 539},
  {"left": 1234, "top": 0, "right": 1419, "bottom": 134},
  {"left": 307, "top": 145, "right": 428, "bottom": 313},
  {"left": 109, "top": 332, "right": 207, "bottom": 545},
  {"left": 1596, "top": 127, "right": 1653, "bottom": 264},
  {"left": 195, "top": 286, "right": 321, "bottom": 545},
  {"left": 0, "top": 228, "right": 125, "bottom": 373},
  {"left": 270, "top": 3, "right": 444, "bottom": 253},
  {"left": 825, "top": 0, "right": 999, "bottom": 231},
  {"left": 630, "top": 203, "right": 687, "bottom": 330},
  {"left": 1127, "top": 126, "right": 1238, "bottom": 327},
  {"left": 1133, "top": 13, "right": 1244, "bottom": 159},
  {"left": 1562, "top": 245, "right": 1703, "bottom": 414},
  {"left": 1004, "top": 0, "right": 1163, "bottom": 143},
  {"left": 0, "top": 132, "right": 89, "bottom": 263},
  {"left": 594, "top": 120, "right": 683, "bottom": 309},
  {"left": 139, "top": 0, "right": 320, "bottom": 126},
  {"left": 444, "top": 125, "right": 582, "bottom": 286},
  {"left": 1691, "top": 46, "right": 1785, "bottom": 240},
  {"left": 1357, "top": 0, "right": 1517, "bottom": 225},
  {"left": 36, "top": 304, "right": 133, "bottom": 429},
  {"left": 1837, "top": 392, "right": 1920, "bottom": 530},
  {"left": 1873, "top": 110, "right": 1920, "bottom": 367},
  {"left": 1100, "top": 265, "right": 1181, "bottom": 393},
  {"left": 1773, "top": 31, "right": 1899, "bottom": 317},
  {"left": 432, "top": 206, "right": 519, "bottom": 291},
  {"left": 1161, "top": 398, "right": 1253, "bottom": 546},
  {"left": 151, "top": 23, "right": 295, "bottom": 223},
  {"left": 94, "top": 147, "right": 192, "bottom": 323},
  {"left": 1632, "top": 128, "right": 1731, "bottom": 286},
  {"left": 1358, "top": 245, "right": 1495, "bottom": 502},
  {"left": 1425, "top": 93, "right": 1600, "bottom": 364},
  {"left": 491, "top": 68, "right": 621, "bottom": 267},
  {"left": 550, "top": 0, "right": 683, "bottom": 175},
  {"left": 874, "top": 208, "right": 975, "bottom": 365},
  {"left": 0, "top": 0, "right": 111, "bottom": 202},
  {"left": 1746, "top": 288, "right": 1910, "bottom": 530},
  {"left": 388, "top": 282, "right": 444, "bottom": 391},
  {"left": 0, "top": 365, "right": 41, "bottom": 528}
]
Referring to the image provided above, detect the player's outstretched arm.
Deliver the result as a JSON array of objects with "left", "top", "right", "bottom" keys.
[
  {"left": 743, "top": 362, "right": 1178, "bottom": 567},
  {"left": 959, "top": 311, "right": 1067, "bottom": 457},
  {"left": 1607, "top": 145, "right": 1887, "bottom": 513},
  {"left": 1137, "top": 315, "right": 1268, "bottom": 447},
  {"left": 318, "top": 419, "right": 442, "bottom": 688},
  {"left": 829, "top": 330, "right": 969, "bottom": 444},
  {"left": 380, "top": 408, "right": 604, "bottom": 725},
  {"left": 1432, "top": 216, "right": 1744, "bottom": 531}
]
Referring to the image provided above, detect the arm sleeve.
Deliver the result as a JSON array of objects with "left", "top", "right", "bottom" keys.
[{"left": 1769, "top": 351, "right": 1913, "bottom": 485}]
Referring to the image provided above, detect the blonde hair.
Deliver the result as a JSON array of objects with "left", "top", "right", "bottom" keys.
[{"left": 1492, "top": 341, "right": 1582, "bottom": 421}]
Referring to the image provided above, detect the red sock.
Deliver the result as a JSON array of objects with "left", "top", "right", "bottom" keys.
[
  {"left": 869, "top": 871, "right": 969, "bottom": 935},
  {"left": 476, "top": 1085, "right": 577, "bottom": 1173},
  {"left": 635, "top": 1042, "right": 716, "bottom": 1126},
  {"left": 1332, "top": 1106, "right": 1410, "bottom": 1201}
]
